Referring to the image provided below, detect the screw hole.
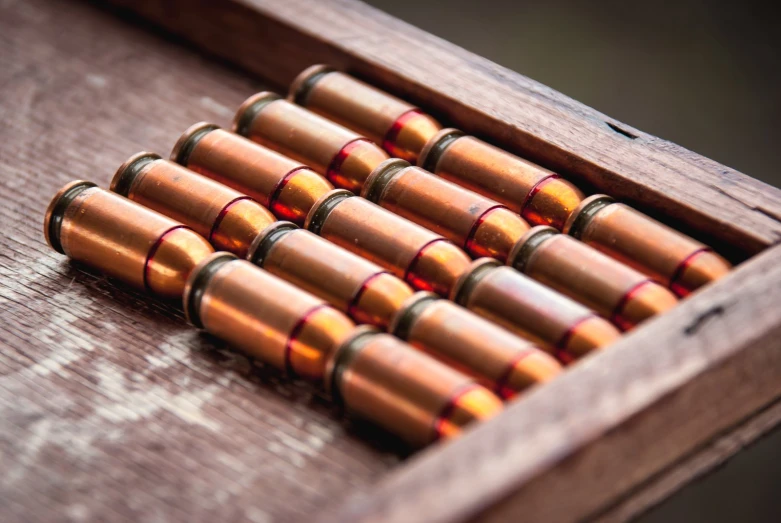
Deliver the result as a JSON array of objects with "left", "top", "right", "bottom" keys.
[{"left": 606, "top": 122, "right": 638, "bottom": 140}]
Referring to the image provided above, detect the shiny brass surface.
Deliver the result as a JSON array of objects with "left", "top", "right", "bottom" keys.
[
  {"left": 289, "top": 65, "right": 442, "bottom": 162},
  {"left": 452, "top": 259, "right": 621, "bottom": 363},
  {"left": 509, "top": 226, "right": 678, "bottom": 330},
  {"left": 565, "top": 195, "right": 732, "bottom": 296},
  {"left": 250, "top": 222, "right": 414, "bottom": 329},
  {"left": 234, "top": 92, "right": 389, "bottom": 192},
  {"left": 306, "top": 190, "right": 473, "bottom": 297},
  {"left": 419, "top": 130, "right": 585, "bottom": 230},
  {"left": 44, "top": 181, "right": 213, "bottom": 298},
  {"left": 364, "top": 159, "right": 530, "bottom": 262},
  {"left": 332, "top": 327, "right": 503, "bottom": 446},
  {"left": 186, "top": 255, "right": 501, "bottom": 446},
  {"left": 390, "top": 293, "right": 561, "bottom": 399},
  {"left": 172, "top": 122, "right": 332, "bottom": 225},
  {"left": 184, "top": 253, "right": 354, "bottom": 381},
  {"left": 112, "top": 152, "right": 276, "bottom": 259}
]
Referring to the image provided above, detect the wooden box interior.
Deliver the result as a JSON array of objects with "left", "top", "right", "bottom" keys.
[{"left": 1, "top": 1, "right": 780, "bottom": 521}]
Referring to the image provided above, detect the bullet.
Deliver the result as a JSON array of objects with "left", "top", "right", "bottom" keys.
[
  {"left": 364, "top": 158, "right": 530, "bottom": 262},
  {"left": 289, "top": 65, "right": 443, "bottom": 163},
  {"left": 185, "top": 253, "right": 502, "bottom": 446},
  {"left": 112, "top": 152, "right": 276, "bottom": 259},
  {"left": 171, "top": 122, "right": 332, "bottom": 225},
  {"left": 332, "top": 326, "right": 503, "bottom": 446},
  {"left": 452, "top": 259, "right": 621, "bottom": 363},
  {"left": 234, "top": 93, "right": 389, "bottom": 193},
  {"left": 390, "top": 293, "right": 561, "bottom": 399},
  {"left": 250, "top": 221, "right": 414, "bottom": 329},
  {"left": 115, "top": 159, "right": 559, "bottom": 395},
  {"left": 305, "top": 189, "right": 473, "bottom": 297},
  {"left": 509, "top": 226, "right": 678, "bottom": 330},
  {"left": 44, "top": 181, "right": 213, "bottom": 298},
  {"left": 420, "top": 129, "right": 585, "bottom": 231},
  {"left": 564, "top": 195, "right": 733, "bottom": 297}
]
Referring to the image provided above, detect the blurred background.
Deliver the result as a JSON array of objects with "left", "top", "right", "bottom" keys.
[
  {"left": 366, "top": 0, "right": 781, "bottom": 189},
  {"left": 363, "top": 0, "right": 781, "bottom": 521}
]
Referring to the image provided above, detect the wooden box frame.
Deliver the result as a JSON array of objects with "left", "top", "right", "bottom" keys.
[{"left": 6, "top": 0, "right": 780, "bottom": 521}]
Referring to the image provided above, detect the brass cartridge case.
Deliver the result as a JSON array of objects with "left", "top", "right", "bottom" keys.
[
  {"left": 305, "top": 190, "right": 473, "bottom": 297},
  {"left": 249, "top": 224, "right": 559, "bottom": 394},
  {"left": 172, "top": 122, "right": 332, "bottom": 225},
  {"left": 509, "top": 226, "right": 679, "bottom": 330},
  {"left": 44, "top": 181, "right": 213, "bottom": 298},
  {"left": 331, "top": 327, "right": 503, "bottom": 446},
  {"left": 289, "top": 65, "right": 443, "bottom": 163},
  {"left": 420, "top": 130, "right": 586, "bottom": 231},
  {"left": 112, "top": 152, "right": 276, "bottom": 259},
  {"left": 184, "top": 253, "right": 355, "bottom": 381},
  {"left": 564, "top": 195, "right": 732, "bottom": 296},
  {"left": 390, "top": 293, "right": 561, "bottom": 399},
  {"left": 233, "top": 92, "right": 389, "bottom": 192},
  {"left": 364, "top": 159, "right": 530, "bottom": 262},
  {"left": 452, "top": 259, "right": 621, "bottom": 363},
  {"left": 250, "top": 222, "right": 414, "bottom": 329},
  {"left": 185, "top": 254, "right": 502, "bottom": 446}
]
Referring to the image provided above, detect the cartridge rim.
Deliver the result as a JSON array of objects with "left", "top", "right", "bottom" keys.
[
  {"left": 450, "top": 257, "right": 501, "bottom": 305},
  {"left": 232, "top": 91, "right": 283, "bottom": 138},
  {"left": 417, "top": 128, "right": 465, "bottom": 172},
  {"left": 289, "top": 64, "right": 336, "bottom": 106},
  {"left": 44, "top": 180, "right": 98, "bottom": 254},
  {"left": 328, "top": 325, "right": 379, "bottom": 401},
  {"left": 507, "top": 225, "right": 559, "bottom": 273},
  {"left": 170, "top": 122, "right": 221, "bottom": 166},
  {"left": 110, "top": 151, "right": 162, "bottom": 197},
  {"left": 388, "top": 291, "right": 439, "bottom": 341},
  {"left": 183, "top": 252, "right": 237, "bottom": 328},
  {"left": 361, "top": 158, "right": 410, "bottom": 203},
  {"left": 562, "top": 194, "right": 615, "bottom": 239},
  {"left": 304, "top": 189, "right": 354, "bottom": 235},
  {"left": 247, "top": 221, "right": 299, "bottom": 266}
]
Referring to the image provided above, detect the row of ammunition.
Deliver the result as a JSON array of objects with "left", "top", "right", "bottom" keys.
[{"left": 43, "top": 66, "right": 731, "bottom": 447}]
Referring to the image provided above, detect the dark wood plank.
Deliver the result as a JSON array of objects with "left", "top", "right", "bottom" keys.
[
  {"left": 101, "top": 0, "right": 781, "bottom": 260},
  {"left": 327, "top": 244, "right": 781, "bottom": 522},
  {"left": 0, "top": 1, "right": 401, "bottom": 521},
  {"left": 595, "top": 398, "right": 781, "bottom": 523}
]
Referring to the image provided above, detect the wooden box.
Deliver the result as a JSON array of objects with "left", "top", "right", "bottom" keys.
[{"left": 2, "top": 0, "right": 780, "bottom": 521}]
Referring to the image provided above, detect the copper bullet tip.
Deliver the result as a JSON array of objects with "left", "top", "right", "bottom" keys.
[
  {"left": 183, "top": 251, "right": 238, "bottom": 328},
  {"left": 418, "top": 128, "right": 465, "bottom": 172},
  {"left": 289, "top": 64, "right": 336, "bottom": 105},
  {"left": 613, "top": 281, "right": 679, "bottom": 330},
  {"left": 43, "top": 180, "right": 97, "bottom": 254},
  {"left": 233, "top": 91, "right": 283, "bottom": 138},
  {"left": 362, "top": 157, "right": 410, "bottom": 203},
  {"left": 304, "top": 189, "right": 355, "bottom": 235},
  {"left": 435, "top": 384, "right": 503, "bottom": 440},
  {"left": 170, "top": 121, "right": 221, "bottom": 166},
  {"left": 110, "top": 151, "right": 162, "bottom": 197},
  {"left": 558, "top": 315, "right": 621, "bottom": 362},
  {"left": 670, "top": 249, "right": 732, "bottom": 297}
]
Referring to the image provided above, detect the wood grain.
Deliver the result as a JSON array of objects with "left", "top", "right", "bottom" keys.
[
  {"left": 0, "top": 1, "right": 402, "bottom": 521},
  {"left": 328, "top": 244, "right": 781, "bottom": 522},
  {"left": 101, "top": 0, "right": 781, "bottom": 261}
]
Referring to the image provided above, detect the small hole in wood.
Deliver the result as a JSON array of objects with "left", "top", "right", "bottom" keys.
[{"left": 606, "top": 122, "right": 638, "bottom": 140}]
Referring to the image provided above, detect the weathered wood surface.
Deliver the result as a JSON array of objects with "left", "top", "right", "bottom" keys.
[
  {"left": 3, "top": 0, "right": 781, "bottom": 522},
  {"left": 330, "top": 244, "right": 781, "bottom": 523},
  {"left": 0, "top": 1, "right": 402, "bottom": 521},
  {"left": 103, "top": 0, "right": 781, "bottom": 261}
]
